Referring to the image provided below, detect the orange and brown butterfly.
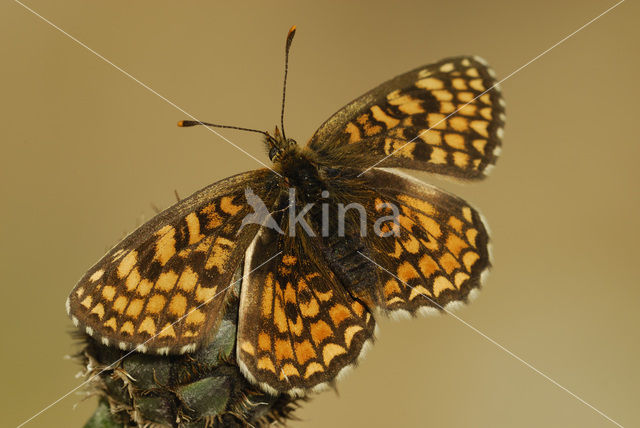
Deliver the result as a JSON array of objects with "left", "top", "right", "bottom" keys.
[{"left": 67, "top": 26, "right": 504, "bottom": 396}]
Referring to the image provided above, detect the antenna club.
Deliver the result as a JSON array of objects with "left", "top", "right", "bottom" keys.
[
  {"left": 177, "top": 120, "right": 185, "bottom": 127},
  {"left": 287, "top": 25, "right": 297, "bottom": 39}
]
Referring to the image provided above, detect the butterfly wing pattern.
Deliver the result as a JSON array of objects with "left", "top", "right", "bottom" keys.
[
  {"left": 68, "top": 54, "right": 504, "bottom": 397},
  {"left": 309, "top": 56, "right": 505, "bottom": 179},
  {"left": 67, "top": 170, "right": 279, "bottom": 354}
]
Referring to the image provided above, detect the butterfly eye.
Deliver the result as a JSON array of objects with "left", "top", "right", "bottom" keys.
[
  {"left": 287, "top": 138, "right": 297, "bottom": 147},
  {"left": 269, "top": 146, "right": 281, "bottom": 161}
]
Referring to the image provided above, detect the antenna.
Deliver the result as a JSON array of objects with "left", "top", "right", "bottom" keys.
[
  {"left": 178, "top": 120, "right": 278, "bottom": 147},
  {"left": 280, "top": 25, "right": 297, "bottom": 141}
]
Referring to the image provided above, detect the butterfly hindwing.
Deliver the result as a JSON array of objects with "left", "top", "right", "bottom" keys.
[
  {"left": 67, "top": 170, "right": 279, "bottom": 354},
  {"left": 237, "top": 227, "right": 375, "bottom": 395},
  {"left": 308, "top": 56, "right": 505, "bottom": 179},
  {"left": 359, "top": 168, "right": 491, "bottom": 316}
]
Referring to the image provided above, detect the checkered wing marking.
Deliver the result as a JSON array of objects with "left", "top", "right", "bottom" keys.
[
  {"left": 237, "top": 228, "right": 375, "bottom": 395},
  {"left": 308, "top": 56, "right": 505, "bottom": 179},
  {"left": 67, "top": 170, "right": 278, "bottom": 354},
  {"left": 362, "top": 168, "right": 491, "bottom": 315}
]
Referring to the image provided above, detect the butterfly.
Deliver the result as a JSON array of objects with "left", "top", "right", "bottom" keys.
[{"left": 67, "top": 26, "right": 504, "bottom": 396}]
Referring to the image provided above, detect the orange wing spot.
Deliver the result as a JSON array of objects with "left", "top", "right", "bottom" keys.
[
  {"left": 284, "top": 281, "right": 296, "bottom": 304},
  {"left": 427, "top": 113, "right": 447, "bottom": 130},
  {"left": 125, "top": 267, "right": 141, "bottom": 292},
  {"left": 387, "top": 92, "right": 425, "bottom": 114},
  {"left": 89, "top": 269, "right": 104, "bottom": 282},
  {"left": 136, "top": 279, "right": 153, "bottom": 296},
  {"left": 156, "top": 271, "right": 178, "bottom": 292},
  {"left": 387, "top": 296, "right": 405, "bottom": 306},
  {"left": 177, "top": 266, "right": 198, "bottom": 292},
  {"left": 453, "top": 151, "right": 470, "bottom": 168},
  {"left": 432, "top": 89, "right": 453, "bottom": 101},
  {"left": 200, "top": 205, "right": 222, "bottom": 229},
  {"left": 439, "top": 253, "right": 461, "bottom": 274},
  {"left": 449, "top": 117, "right": 469, "bottom": 132},
  {"left": 418, "top": 254, "right": 439, "bottom": 278},
  {"left": 416, "top": 77, "right": 444, "bottom": 90},
  {"left": 479, "top": 93, "right": 491, "bottom": 105},
  {"left": 344, "top": 122, "right": 361, "bottom": 144},
  {"left": 120, "top": 321, "right": 134, "bottom": 335},
  {"left": 444, "top": 133, "right": 466, "bottom": 150},
  {"left": 295, "top": 340, "right": 317, "bottom": 365},
  {"left": 398, "top": 195, "right": 435, "bottom": 215},
  {"left": 241, "top": 341, "right": 255, "bottom": 356},
  {"left": 75, "top": 286, "right": 85, "bottom": 298},
  {"left": 126, "top": 299, "right": 144, "bottom": 318},
  {"left": 184, "top": 330, "right": 197, "bottom": 337},
  {"left": 169, "top": 294, "right": 187, "bottom": 317},
  {"left": 154, "top": 227, "right": 176, "bottom": 266},
  {"left": 480, "top": 107, "right": 493, "bottom": 120},
  {"left": 466, "top": 67, "right": 480, "bottom": 77},
  {"left": 315, "top": 289, "right": 333, "bottom": 302},
  {"left": 273, "top": 294, "right": 288, "bottom": 333},
  {"left": 446, "top": 234, "right": 469, "bottom": 258},
  {"left": 322, "top": 343, "right": 347, "bottom": 366},
  {"left": 184, "top": 212, "right": 205, "bottom": 245},
  {"left": 257, "top": 356, "right": 276, "bottom": 373},
  {"left": 310, "top": 320, "right": 333, "bottom": 345},
  {"left": 90, "top": 303, "right": 105, "bottom": 320},
  {"left": 282, "top": 255, "right": 297, "bottom": 266},
  {"left": 195, "top": 285, "right": 217, "bottom": 303},
  {"left": 409, "top": 285, "right": 432, "bottom": 300},
  {"left": 429, "top": 147, "right": 447, "bottom": 164},
  {"left": 103, "top": 317, "right": 117, "bottom": 331},
  {"left": 416, "top": 213, "right": 442, "bottom": 238},
  {"left": 351, "top": 300, "right": 365, "bottom": 317},
  {"left": 398, "top": 261, "right": 420, "bottom": 283},
  {"left": 454, "top": 272, "right": 470, "bottom": 288},
  {"left": 440, "top": 102, "right": 456, "bottom": 114},
  {"left": 299, "top": 297, "right": 319, "bottom": 317},
  {"left": 280, "top": 363, "right": 300, "bottom": 380},
  {"left": 466, "top": 228, "right": 478, "bottom": 246},
  {"left": 261, "top": 275, "right": 274, "bottom": 317},
  {"left": 463, "top": 251, "right": 480, "bottom": 271},
  {"left": 418, "top": 129, "right": 442, "bottom": 145},
  {"left": 258, "top": 332, "right": 271, "bottom": 351},
  {"left": 384, "top": 279, "right": 402, "bottom": 297},
  {"left": 304, "top": 362, "right": 324, "bottom": 379},
  {"left": 458, "top": 91, "right": 474, "bottom": 102},
  {"left": 275, "top": 339, "right": 294, "bottom": 360},
  {"left": 329, "top": 304, "right": 351, "bottom": 326},
  {"left": 186, "top": 308, "right": 205, "bottom": 326},
  {"left": 80, "top": 295, "right": 92, "bottom": 309},
  {"left": 112, "top": 296, "right": 128, "bottom": 314},
  {"left": 364, "top": 123, "right": 383, "bottom": 136},
  {"left": 387, "top": 240, "right": 403, "bottom": 259},
  {"left": 433, "top": 276, "right": 456, "bottom": 297},
  {"left": 461, "top": 207, "right": 474, "bottom": 224},
  {"left": 401, "top": 233, "right": 421, "bottom": 254},
  {"left": 344, "top": 325, "right": 364, "bottom": 347},
  {"left": 219, "top": 196, "right": 242, "bottom": 215},
  {"left": 471, "top": 139, "right": 487, "bottom": 155},
  {"left": 370, "top": 105, "right": 400, "bottom": 128},
  {"left": 448, "top": 216, "right": 464, "bottom": 233},
  {"left": 146, "top": 294, "right": 166, "bottom": 314},
  {"left": 205, "top": 237, "right": 233, "bottom": 272},
  {"left": 117, "top": 251, "right": 138, "bottom": 278},
  {"left": 138, "top": 317, "right": 156, "bottom": 336},
  {"left": 452, "top": 78, "right": 468, "bottom": 90},
  {"left": 289, "top": 314, "right": 304, "bottom": 336},
  {"left": 158, "top": 323, "right": 176, "bottom": 338},
  {"left": 470, "top": 120, "right": 489, "bottom": 137},
  {"left": 458, "top": 103, "right": 478, "bottom": 116}
]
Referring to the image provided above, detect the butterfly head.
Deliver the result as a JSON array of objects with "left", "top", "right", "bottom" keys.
[{"left": 266, "top": 126, "right": 297, "bottom": 162}]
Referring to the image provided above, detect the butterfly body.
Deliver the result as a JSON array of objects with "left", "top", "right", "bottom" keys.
[{"left": 68, "top": 54, "right": 504, "bottom": 395}]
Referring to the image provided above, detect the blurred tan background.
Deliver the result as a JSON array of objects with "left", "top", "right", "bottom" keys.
[{"left": 1, "top": 1, "right": 638, "bottom": 427}]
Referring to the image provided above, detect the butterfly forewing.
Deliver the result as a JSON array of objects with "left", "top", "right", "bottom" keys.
[
  {"left": 67, "top": 170, "right": 279, "bottom": 354},
  {"left": 237, "top": 227, "right": 375, "bottom": 395},
  {"left": 360, "top": 168, "right": 491, "bottom": 315},
  {"left": 308, "top": 56, "right": 505, "bottom": 179}
]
